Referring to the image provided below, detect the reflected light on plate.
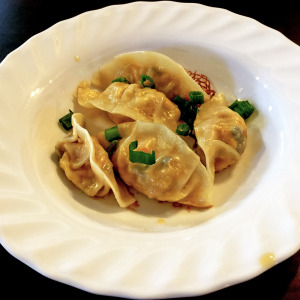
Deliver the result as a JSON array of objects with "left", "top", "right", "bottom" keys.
[
  {"left": 279, "top": 130, "right": 284, "bottom": 157},
  {"left": 30, "top": 88, "right": 40, "bottom": 98}
]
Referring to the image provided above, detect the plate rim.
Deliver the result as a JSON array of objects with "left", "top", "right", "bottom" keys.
[{"left": 1, "top": 1, "right": 300, "bottom": 298}]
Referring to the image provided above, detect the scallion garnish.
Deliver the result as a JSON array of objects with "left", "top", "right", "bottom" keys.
[
  {"left": 129, "top": 140, "right": 155, "bottom": 165},
  {"left": 141, "top": 74, "right": 155, "bottom": 89},
  {"left": 189, "top": 91, "right": 204, "bottom": 105},
  {"left": 106, "top": 140, "right": 118, "bottom": 157},
  {"left": 172, "top": 95, "right": 199, "bottom": 130},
  {"left": 112, "top": 76, "right": 130, "bottom": 84},
  {"left": 173, "top": 95, "right": 187, "bottom": 111},
  {"left": 104, "top": 125, "right": 121, "bottom": 142},
  {"left": 228, "top": 100, "right": 255, "bottom": 119},
  {"left": 176, "top": 123, "right": 191, "bottom": 136},
  {"left": 59, "top": 110, "right": 74, "bottom": 130}
]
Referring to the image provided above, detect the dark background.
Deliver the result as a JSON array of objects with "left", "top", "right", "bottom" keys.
[{"left": 1, "top": 1, "right": 300, "bottom": 299}]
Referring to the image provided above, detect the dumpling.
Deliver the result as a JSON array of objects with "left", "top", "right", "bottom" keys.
[
  {"left": 91, "top": 51, "right": 210, "bottom": 102},
  {"left": 194, "top": 94, "right": 247, "bottom": 181},
  {"left": 76, "top": 81, "right": 181, "bottom": 131},
  {"left": 103, "top": 120, "right": 213, "bottom": 208},
  {"left": 55, "top": 113, "right": 136, "bottom": 207}
]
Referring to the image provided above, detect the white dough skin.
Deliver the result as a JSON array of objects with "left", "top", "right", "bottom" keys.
[
  {"left": 194, "top": 94, "right": 247, "bottom": 181},
  {"left": 56, "top": 113, "right": 136, "bottom": 208},
  {"left": 109, "top": 121, "right": 213, "bottom": 208}
]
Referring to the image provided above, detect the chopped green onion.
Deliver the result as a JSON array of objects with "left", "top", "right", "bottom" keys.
[
  {"left": 176, "top": 123, "right": 191, "bottom": 136},
  {"left": 172, "top": 95, "right": 199, "bottom": 129},
  {"left": 106, "top": 140, "right": 118, "bottom": 157},
  {"left": 189, "top": 91, "right": 204, "bottom": 105},
  {"left": 59, "top": 110, "right": 74, "bottom": 130},
  {"left": 112, "top": 76, "right": 130, "bottom": 84},
  {"left": 229, "top": 100, "right": 255, "bottom": 119},
  {"left": 173, "top": 95, "right": 188, "bottom": 111},
  {"left": 129, "top": 140, "right": 155, "bottom": 165},
  {"left": 105, "top": 125, "right": 121, "bottom": 142},
  {"left": 141, "top": 74, "right": 155, "bottom": 89},
  {"left": 183, "top": 105, "right": 198, "bottom": 127}
]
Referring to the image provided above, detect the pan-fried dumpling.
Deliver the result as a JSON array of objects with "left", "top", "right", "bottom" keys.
[
  {"left": 91, "top": 51, "right": 210, "bottom": 102},
  {"left": 105, "top": 121, "right": 213, "bottom": 208},
  {"left": 55, "top": 113, "right": 135, "bottom": 207},
  {"left": 77, "top": 81, "right": 181, "bottom": 131},
  {"left": 194, "top": 94, "right": 247, "bottom": 181}
]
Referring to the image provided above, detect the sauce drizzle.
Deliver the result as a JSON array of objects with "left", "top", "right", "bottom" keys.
[{"left": 259, "top": 252, "right": 276, "bottom": 268}]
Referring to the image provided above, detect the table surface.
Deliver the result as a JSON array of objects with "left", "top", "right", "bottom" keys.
[{"left": 1, "top": 1, "right": 300, "bottom": 299}]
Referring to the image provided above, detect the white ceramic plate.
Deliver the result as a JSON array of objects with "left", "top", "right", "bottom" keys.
[{"left": 1, "top": 1, "right": 300, "bottom": 298}]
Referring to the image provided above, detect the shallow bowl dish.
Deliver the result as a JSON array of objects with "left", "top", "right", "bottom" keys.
[{"left": 1, "top": 1, "right": 300, "bottom": 298}]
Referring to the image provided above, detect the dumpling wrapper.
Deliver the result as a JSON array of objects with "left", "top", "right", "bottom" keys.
[
  {"left": 55, "top": 113, "right": 135, "bottom": 208},
  {"left": 77, "top": 81, "right": 181, "bottom": 131},
  {"left": 91, "top": 51, "right": 210, "bottom": 102},
  {"left": 106, "top": 120, "right": 213, "bottom": 208},
  {"left": 194, "top": 94, "right": 247, "bottom": 181}
]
